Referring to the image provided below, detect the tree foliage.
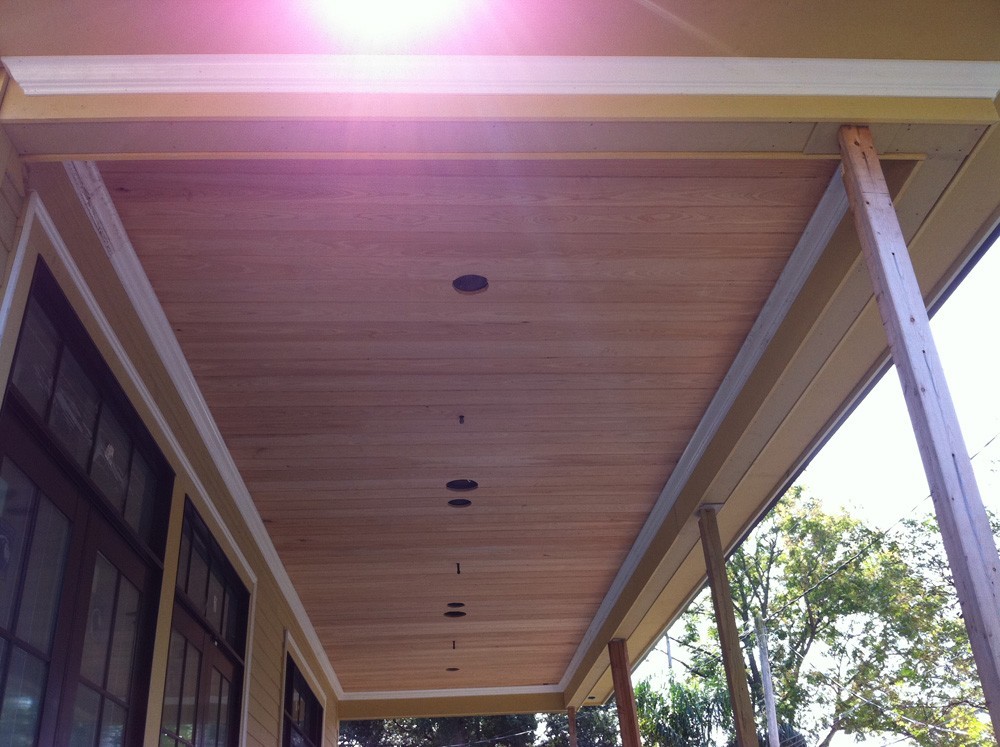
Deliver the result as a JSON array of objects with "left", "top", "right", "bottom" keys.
[
  {"left": 675, "top": 487, "right": 994, "bottom": 745},
  {"left": 539, "top": 703, "right": 619, "bottom": 747},
  {"left": 340, "top": 714, "right": 538, "bottom": 747}
]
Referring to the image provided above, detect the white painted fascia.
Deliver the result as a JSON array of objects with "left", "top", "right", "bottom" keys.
[{"left": 4, "top": 55, "right": 1000, "bottom": 99}]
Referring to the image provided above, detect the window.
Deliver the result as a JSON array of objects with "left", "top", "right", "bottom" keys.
[
  {"left": 0, "top": 259, "right": 173, "bottom": 746},
  {"left": 160, "top": 502, "right": 248, "bottom": 747},
  {"left": 283, "top": 656, "right": 323, "bottom": 747}
]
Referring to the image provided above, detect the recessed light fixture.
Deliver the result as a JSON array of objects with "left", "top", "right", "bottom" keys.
[
  {"left": 444, "top": 610, "right": 467, "bottom": 618},
  {"left": 452, "top": 274, "right": 489, "bottom": 294},
  {"left": 448, "top": 498, "right": 472, "bottom": 508},
  {"left": 447, "top": 602, "right": 465, "bottom": 608},
  {"left": 446, "top": 667, "right": 460, "bottom": 672},
  {"left": 446, "top": 479, "right": 478, "bottom": 492}
]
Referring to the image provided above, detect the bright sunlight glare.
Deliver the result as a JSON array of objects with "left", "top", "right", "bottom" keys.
[{"left": 310, "top": 0, "right": 469, "bottom": 44}]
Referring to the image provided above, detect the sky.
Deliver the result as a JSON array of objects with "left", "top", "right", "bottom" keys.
[{"left": 633, "top": 234, "right": 1000, "bottom": 745}]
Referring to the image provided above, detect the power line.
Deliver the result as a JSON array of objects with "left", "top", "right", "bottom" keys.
[{"left": 440, "top": 729, "right": 536, "bottom": 747}]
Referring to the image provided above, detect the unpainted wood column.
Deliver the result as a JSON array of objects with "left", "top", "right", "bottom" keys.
[
  {"left": 698, "top": 508, "right": 758, "bottom": 747},
  {"left": 608, "top": 639, "right": 642, "bottom": 747},
  {"left": 567, "top": 706, "right": 578, "bottom": 747},
  {"left": 839, "top": 124, "right": 1000, "bottom": 736}
]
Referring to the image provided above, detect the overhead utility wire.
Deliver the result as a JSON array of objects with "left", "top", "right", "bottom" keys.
[{"left": 440, "top": 728, "right": 537, "bottom": 747}]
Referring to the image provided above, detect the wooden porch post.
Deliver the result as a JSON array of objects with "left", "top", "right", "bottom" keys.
[
  {"left": 608, "top": 639, "right": 642, "bottom": 747},
  {"left": 567, "top": 706, "right": 578, "bottom": 747},
  {"left": 697, "top": 508, "right": 758, "bottom": 747},
  {"left": 839, "top": 124, "right": 1000, "bottom": 736}
]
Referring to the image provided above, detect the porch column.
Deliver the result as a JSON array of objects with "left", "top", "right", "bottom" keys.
[
  {"left": 697, "top": 508, "right": 758, "bottom": 747},
  {"left": 839, "top": 124, "right": 1000, "bottom": 736},
  {"left": 608, "top": 639, "right": 642, "bottom": 747},
  {"left": 567, "top": 706, "right": 578, "bottom": 747}
]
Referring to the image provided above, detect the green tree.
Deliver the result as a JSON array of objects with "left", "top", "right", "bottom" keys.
[
  {"left": 539, "top": 703, "right": 619, "bottom": 747},
  {"left": 340, "top": 713, "right": 537, "bottom": 747},
  {"left": 675, "top": 487, "right": 994, "bottom": 745},
  {"left": 635, "top": 678, "right": 726, "bottom": 747}
]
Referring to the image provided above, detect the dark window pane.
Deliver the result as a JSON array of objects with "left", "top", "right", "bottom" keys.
[
  {"left": 159, "top": 735, "right": 177, "bottom": 747},
  {"left": 284, "top": 657, "right": 322, "bottom": 747},
  {"left": 219, "top": 589, "right": 231, "bottom": 650},
  {"left": 0, "top": 459, "right": 37, "bottom": 631},
  {"left": 81, "top": 554, "right": 118, "bottom": 687},
  {"left": 186, "top": 542, "right": 209, "bottom": 616},
  {"left": 90, "top": 409, "right": 131, "bottom": 511},
  {"left": 16, "top": 493, "right": 71, "bottom": 653},
  {"left": 123, "top": 451, "right": 156, "bottom": 542},
  {"left": 69, "top": 683, "right": 101, "bottom": 747},
  {"left": 0, "top": 646, "right": 47, "bottom": 745},
  {"left": 106, "top": 577, "right": 140, "bottom": 701},
  {"left": 49, "top": 350, "right": 100, "bottom": 468},
  {"left": 206, "top": 569, "right": 224, "bottom": 634},
  {"left": 161, "top": 631, "right": 185, "bottom": 737},
  {"left": 98, "top": 700, "right": 126, "bottom": 747},
  {"left": 204, "top": 668, "right": 222, "bottom": 747},
  {"left": 10, "top": 298, "right": 60, "bottom": 417},
  {"left": 179, "top": 639, "right": 201, "bottom": 743},
  {"left": 176, "top": 526, "right": 191, "bottom": 594}
]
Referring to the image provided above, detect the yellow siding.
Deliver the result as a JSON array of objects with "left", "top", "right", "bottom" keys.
[{"left": 0, "top": 125, "right": 25, "bottom": 262}]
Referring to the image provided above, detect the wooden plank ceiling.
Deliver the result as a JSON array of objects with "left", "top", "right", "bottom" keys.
[{"left": 99, "top": 156, "right": 837, "bottom": 693}]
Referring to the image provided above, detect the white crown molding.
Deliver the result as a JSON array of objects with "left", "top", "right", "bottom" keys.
[
  {"left": 558, "top": 171, "right": 849, "bottom": 695},
  {"left": 4, "top": 55, "right": 1000, "bottom": 99}
]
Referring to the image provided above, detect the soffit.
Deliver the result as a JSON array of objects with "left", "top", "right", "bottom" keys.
[{"left": 97, "top": 155, "right": 836, "bottom": 694}]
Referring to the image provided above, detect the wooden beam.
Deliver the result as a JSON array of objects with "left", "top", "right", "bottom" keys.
[
  {"left": 608, "top": 639, "right": 642, "bottom": 747},
  {"left": 839, "top": 124, "right": 1000, "bottom": 737},
  {"left": 697, "top": 508, "right": 758, "bottom": 747},
  {"left": 567, "top": 707, "right": 578, "bottom": 747}
]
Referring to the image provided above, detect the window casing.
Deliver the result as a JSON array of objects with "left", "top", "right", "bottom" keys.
[
  {"left": 283, "top": 655, "right": 323, "bottom": 747},
  {"left": 160, "top": 501, "right": 248, "bottom": 747}
]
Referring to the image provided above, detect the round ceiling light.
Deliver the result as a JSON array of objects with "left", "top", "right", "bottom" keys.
[
  {"left": 446, "top": 667, "right": 460, "bottom": 672},
  {"left": 444, "top": 610, "right": 467, "bottom": 618},
  {"left": 447, "top": 602, "right": 465, "bottom": 608},
  {"left": 452, "top": 274, "right": 489, "bottom": 294},
  {"left": 446, "top": 479, "right": 478, "bottom": 492},
  {"left": 448, "top": 498, "right": 472, "bottom": 507}
]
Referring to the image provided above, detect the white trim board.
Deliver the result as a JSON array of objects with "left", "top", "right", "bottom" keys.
[{"left": 4, "top": 55, "right": 1000, "bottom": 99}]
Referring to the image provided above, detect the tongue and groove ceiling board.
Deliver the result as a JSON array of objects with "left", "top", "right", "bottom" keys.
[{"left": 98, "top": 157, "right": 837, "bottom": 692}]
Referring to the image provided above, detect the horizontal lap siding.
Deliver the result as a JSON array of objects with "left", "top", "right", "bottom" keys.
[{"left": 0, "top": 128, "right": 25, "bottom": 260}]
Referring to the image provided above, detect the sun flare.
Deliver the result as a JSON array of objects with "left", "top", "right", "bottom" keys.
[{"left": 311, "top": 0, "right": 470, "bottom": 44}]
